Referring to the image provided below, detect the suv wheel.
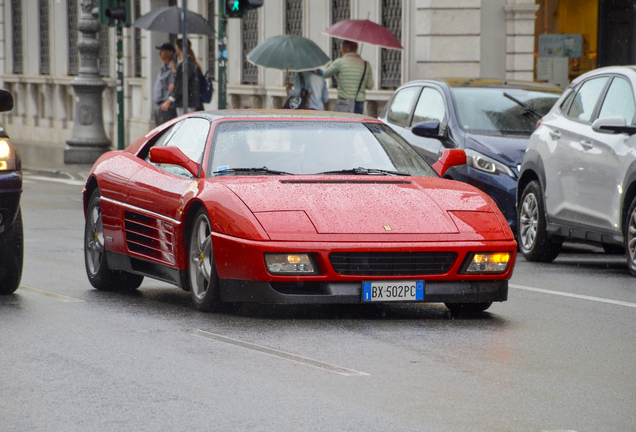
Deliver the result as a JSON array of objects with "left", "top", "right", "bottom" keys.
[
  {"left": 518, "top": 180, "right": 562, "bottom": 262},
  {"left": 625, "top": 196, "right": 636, "bottom": 276}
]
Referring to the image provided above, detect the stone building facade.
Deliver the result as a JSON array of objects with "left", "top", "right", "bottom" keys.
[{"left": 0, "top": 0, "right": 538, "bottom": 165}]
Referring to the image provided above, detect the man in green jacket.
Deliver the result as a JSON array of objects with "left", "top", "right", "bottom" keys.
[{"left": 323, "top": 40, "right": 374, "bottom": 114}]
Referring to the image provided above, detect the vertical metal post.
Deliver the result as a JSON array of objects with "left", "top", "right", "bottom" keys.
[
  {"left": 182, "top": 0, "right": 189, "bottom": 111},
  {"left": 217, "top": 0, "right": 227, "bottom": 109},
  {"left": 116, "top": 23, "right": 124, "bottom": 150}
]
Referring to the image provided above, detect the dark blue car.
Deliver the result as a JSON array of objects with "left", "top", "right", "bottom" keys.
[
  {"left": 379, "top": 79, "right": 562, "bottom": 234},
  {"left": 0, "top": 89, "right": 22, "bottom": 294}
]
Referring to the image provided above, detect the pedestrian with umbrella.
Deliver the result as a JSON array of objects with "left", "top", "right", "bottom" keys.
[
  {"left": 161, "top": 38, "right": 202, "bottom": 115},
  {"left": 322, "top": 17, "right": 403, "bottom": 114},
  {"left": 246, "top": 34, "right": 331, "bottom": 109}
]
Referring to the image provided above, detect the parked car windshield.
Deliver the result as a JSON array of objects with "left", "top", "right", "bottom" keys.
[
  {"left": 208, "top": 120, "right": 438, "bottom": 177},
  {"left": 451, "top": 88, "right": 561, "bottom": 136}
]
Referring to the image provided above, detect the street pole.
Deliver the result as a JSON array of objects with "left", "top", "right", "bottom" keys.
[
  {"left": 217, "top": 0, "right": 227, "bottom": 109},
  {"left": 182, "top": 0, "right": 189, "bottom": 112},
  {"left": 116, "top": 23, "right": 124, "bottom": 150}
]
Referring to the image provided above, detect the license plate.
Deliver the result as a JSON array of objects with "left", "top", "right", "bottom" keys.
[{"left": 362, "top": 281, "right": 424, "bottom": 302}]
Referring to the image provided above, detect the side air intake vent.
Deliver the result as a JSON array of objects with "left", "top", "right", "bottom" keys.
[{"left": 124, "top": 211, "right": 176, "bottom": 265}]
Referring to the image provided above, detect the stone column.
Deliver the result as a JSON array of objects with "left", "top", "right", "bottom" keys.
[
  {"left": 504, "top": 1, "right": 540, "bottom": 81},
  {"left": 64, "top": 1, "right": 110, "bottom": 164}
]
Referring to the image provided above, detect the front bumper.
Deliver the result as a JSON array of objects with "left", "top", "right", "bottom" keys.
[{"left": 220, "top": 279, "right": 508, "bottom": 304}]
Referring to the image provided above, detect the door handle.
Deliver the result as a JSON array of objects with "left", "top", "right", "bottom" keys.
[
  {"left": 580, "top": 140, "right": 594, "bottom": 150},
  {"left": 549, "top": 130, "right": 561, "bottom": 139}
]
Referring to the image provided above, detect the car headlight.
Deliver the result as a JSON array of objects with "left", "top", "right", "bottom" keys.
[
  {"left": 264, "top": 253, "right": 320, "bottom": 275},
  {"left": 0, "top": 138, "right": 17, "bottom": 171},
  {"left": 461, "top": 252, "right": 511, "bottom": 274},
  {"left": 464, "top": 149, "right": 515, "bottom": 178}
]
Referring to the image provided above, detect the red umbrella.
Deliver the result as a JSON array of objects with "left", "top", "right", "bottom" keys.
[{"left": 323, "top": 19, "right": 403, "bottom": 50}]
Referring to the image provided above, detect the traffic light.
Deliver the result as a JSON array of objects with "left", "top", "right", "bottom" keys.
[
  {"left": 98, "top": 0, "right": 131, "bottom": 27},
  {"left": 226, "top": 0, "right": 264, "bottom": 18}
]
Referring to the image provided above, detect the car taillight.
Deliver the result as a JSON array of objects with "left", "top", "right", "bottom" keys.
[{"left": 535, "top": 118, "right": 543, "bottom": 129}]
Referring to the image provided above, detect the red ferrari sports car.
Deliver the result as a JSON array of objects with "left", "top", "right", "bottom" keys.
[{"left": 83, "top": 110, "right": 516, "bottom": 313}]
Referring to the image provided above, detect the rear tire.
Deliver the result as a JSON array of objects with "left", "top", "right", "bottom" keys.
[
  {"left": 0, "top": 208, "right": 23, "bottom": 295},
  {"left": 444, "top": 302, "right": 492, "bottom": 314},
  {"left": 518, "top": 180, "right": 562, "bottom": 262},
  {"left": 84, "top": 189, "right": 144, "bottom": 291},
  {"left": 188, "top": 208, "right": 223, "bottom": 312}
]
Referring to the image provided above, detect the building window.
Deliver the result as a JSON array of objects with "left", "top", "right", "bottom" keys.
[
  {"left": 133, "top": 0, "right": 142, "bottom": 77},
  {"left": 207, "top": 0, "right": 215, "bottom": 78},
  {"left": 97, "top": 25, "right": 110, "bottom": 77},
  {"left": 286, "top": 0, "right": 303, "bottom": 36},
  {"left": 39, "top": 0, "right": 50, "bottom": 75},
  {"left": 242, "top": 9, "right": 259, "bottom": 85},
  {"left": 68, "top": 0, "right": 79, "bottom": 76},
  {"left": 381, "top": 0, "right": 402, "bottom": 89},
  {"left": 331, "top": 0, "right": 350, "bottom": 61},
  {"left": 12, "top": 0, "right": 23, "bottom": 75}
]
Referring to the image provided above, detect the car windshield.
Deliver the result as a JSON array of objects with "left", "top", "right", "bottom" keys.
[
  {"left": 451, "top": 88, "right": 561, "bottom": 136},
  {"left": 208, "top": 121, "right": 438, "bottom": 177}
]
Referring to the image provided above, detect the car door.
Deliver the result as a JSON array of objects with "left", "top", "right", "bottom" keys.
[
  {"left": 542, "top": 75, "right": 610, "bottom": 224},
  {"left": 402, "top": 86, "right": 448, "bottom": 165},
  {"left": 576, "top": 75, "right": 636, "bottom": 232}
]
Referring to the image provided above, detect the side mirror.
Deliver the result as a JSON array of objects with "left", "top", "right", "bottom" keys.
[
  {"left": 411, "top": 121, "right": 441, "bottom": 138},
  {"left": 592, "top": 116, "right": 636, "bottom": 135},
  {"left": 0, "top": 89, "right": 14, "bottom": 113},
  {"left": 149, "top": 146, "right": 200, "bottom": 178},
  {"left": 432, "top": 148, "right": 466, "bottom": 177}
]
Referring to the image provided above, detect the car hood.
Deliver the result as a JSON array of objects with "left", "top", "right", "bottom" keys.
[
  {"left": 464, "top": 133, "right": 529, "bottom": 166},
  {"left": 221, "top": 176, "right": 496, "bottom": 237}
]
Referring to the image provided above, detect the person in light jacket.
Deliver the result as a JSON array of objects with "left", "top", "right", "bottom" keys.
[{"left": 285, "top": 69, "right": 330, "bottom": 110}]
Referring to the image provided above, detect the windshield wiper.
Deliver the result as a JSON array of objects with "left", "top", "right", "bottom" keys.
[
  {"left": 316, "top": 167, "right": 411, "bottom": 176},
  {"left": 503, "top": 92, "right": 542, "bottom": 120},
  {"left": 213, "top": 167, "right": 292, "bottom": 176}
]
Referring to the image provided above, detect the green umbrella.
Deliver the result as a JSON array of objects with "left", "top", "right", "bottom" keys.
[{"left": 247, "top": 35, "right": 330, "bottom": 72}]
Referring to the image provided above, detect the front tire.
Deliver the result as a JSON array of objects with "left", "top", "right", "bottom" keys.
[
  {"left": 0, "top": 208, "right": 23, "bottom": 295},
  {"left": 624, "top": 196, "right": 636, "bottom": 276},
  {"left": 188, "top": 208, "right": 223, "bottom": 312},
  {"left": 518, "top": 180, "right": 562, "bottom": 262},
  {"left": 84, "top": 189, "right": 143, "bottom": 291}
]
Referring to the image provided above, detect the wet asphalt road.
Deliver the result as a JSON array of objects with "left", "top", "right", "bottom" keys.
[{"left": 1, "top": 172, "right": 635, "bottom": 432}]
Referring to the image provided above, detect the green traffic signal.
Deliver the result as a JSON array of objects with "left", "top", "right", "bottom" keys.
[
  {"left": 226, "top": 0, "right": 263, "bottom": 18},
  {"left": 98, "top": 0, "right": 131, "bottom": 27}
]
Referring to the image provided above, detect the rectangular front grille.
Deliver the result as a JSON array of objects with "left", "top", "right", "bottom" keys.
[{"left": 329, "top": 252, "right": 457, "bottom": 276}]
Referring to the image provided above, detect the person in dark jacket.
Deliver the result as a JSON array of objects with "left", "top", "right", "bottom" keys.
[{"left": 160, "top": 38, "right": 202, "bottom": 115}]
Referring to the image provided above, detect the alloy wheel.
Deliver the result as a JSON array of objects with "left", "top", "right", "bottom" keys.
[
  {"left": 86, "top": 203, "right": 105, "bottom": 276},
  {"left": 189, "top": 214, "right": 213, "bottom": 301},
  {"left": 628, "top": 206, "right": 636, "bottom": 267},
  {"left": 519, "top": 192, "right": 539, "bottom": 251}
]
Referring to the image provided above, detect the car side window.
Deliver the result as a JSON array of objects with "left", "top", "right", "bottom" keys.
[
  {"left": 153, "top": 117, "right": 211, "bottom": 177},
  {"left": 567, "top": 76, "right": 609, "bottom": 123},
  {"left": 386, "top": 87, "right": 420, "bottom": 127},
  {"left": 598, "top": 77, "right": 636, "bottom": 125},
  {"left": 410, "top": 87, "right": 446, "bottom": 127}
]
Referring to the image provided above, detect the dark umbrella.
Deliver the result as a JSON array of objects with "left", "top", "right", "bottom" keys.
[
  {"left": 133, "top": 6, "right": 214, "bottom": 36},
  {"left": 247, "top": 35, "right": 330, "bottom": 72},
  {"left": 323, "top": 19, "right": 403, "bottom": 50}
]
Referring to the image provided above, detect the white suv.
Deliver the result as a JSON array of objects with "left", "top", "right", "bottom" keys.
[{"left": 517, "top": 66, "right": 636, "bottom": 274}]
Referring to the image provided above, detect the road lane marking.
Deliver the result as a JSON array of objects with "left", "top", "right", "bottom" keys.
[
  {"left": 19, "top": 286, "right": 85, "bottom": 302},
  {"left": 190, "top": 329, "right": 369, "bottom": 376},
  {"left": 23, "top": 175, "right": 85, "bottom": 186},
  {"left": 510, "top": 284, "right": 636, "bottom": 309}
]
